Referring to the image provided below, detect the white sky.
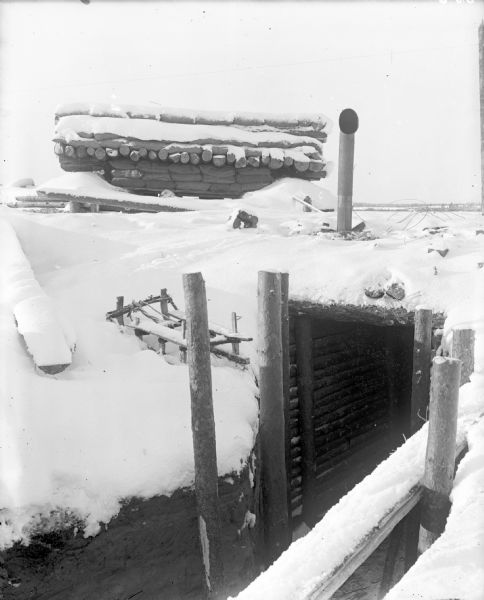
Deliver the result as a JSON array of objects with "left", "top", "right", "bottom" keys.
[{"left": 0, "top": 0, "right": 482, "bottom": 204}]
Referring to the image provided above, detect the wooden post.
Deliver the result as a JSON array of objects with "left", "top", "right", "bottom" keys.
[
  {"left": 183, "top": 272, "right": 224, "bottom": 598},
  {"left": 403, "top": 309, "right": 432, "bottom": 570},
  {"left": 160, "top": 288, "right": 169, "bottom": 318},
  {"left": 295, "top": 314, "right": 317, "bottom": 526},
  {"left": 280, "top": 272, "right": 292, "bottom": 530},
  {"left": 180, "top": 319, "right": 187, "bottom": 364},
  {"left": 258, "top": 270, "right": 290, "bottom": 563},
  {"left": 90, "top": 203, "right": 100, "bottom": 213},
  {"left": 479, "top": 21, "right": 484, "bottom": 215},
  {"left": 410, "top": 308, "right": 433, "bottom": 433},
  {"left": 450, "top": 328, "right": 475, "bottom": 385},
  {"left": 231, "top": 312, "right": 240, "bottom": 356},
  {"left": 418, "top": 356, "right": 461, "bottom": 554},
  {"left": 337, "top": 108, "right": 359, "bottom": 233},
  {"left": 68, "top": 200, "right": 81, "bottom": 213},
  {"left": 116, "top": 296, "right": 124, "bottom": 326}
]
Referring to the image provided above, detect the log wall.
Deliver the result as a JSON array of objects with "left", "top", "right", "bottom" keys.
[
  {"left": 288, "top": 315, "right": 414, "bottom": 521},
  {"left": 56, "top": 146, "right": 327, "bottom": 198}
]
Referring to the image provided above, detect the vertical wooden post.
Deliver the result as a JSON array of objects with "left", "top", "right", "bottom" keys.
[
  {"left": 90, "top": 203, "right": 100, "bottom": 213},
  {"left": 258, "top": 270, "right": 290, "bottom": 563},
  {"left": 410, "top": 309, "right": 433, "bottom": 433},
  {"left": 180, "top": 319, "right": 187, "bottom": 364},
  {"left": 479, "top": 20, "right": 484, "bottom": 215},
  {"left": 116, "top": 296, "right": 124, "bottom": 326},
  {"left": 450, "top": 328, "right": 475, "bottom": 385},
  {"left": 418, "top": 356, "right": 461, "bottom": 554},
  {"left": 231, "top": 312, "right": 240, "bottom": 356},
  {"left": 295, "top": 314, "right": 317, "bottom": 526},
  {"left": 337, "top": 108, "right": 359, "bottom": 233},
  {"left": 69, "top": 200, "right": 81, "bottom": 213},
  {"left": 404, "top": 309, "right": 433, "bottom": 570},
  {"left": 280, "top": 272, "right": 292, "bottom": 530},
  {"left": 160, "top": 288, "right": 169, "bottom": 318},
  {"left": 183, "top": 272, "right": 224, "bottom": 598}
]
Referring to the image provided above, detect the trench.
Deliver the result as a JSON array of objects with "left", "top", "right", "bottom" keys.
[{"left": 287, "top": 304, "right": 443, "bottom": 597}]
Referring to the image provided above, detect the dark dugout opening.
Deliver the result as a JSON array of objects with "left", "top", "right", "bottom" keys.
[{"left": 288, "top": 301, "right": 443, "bottom": 527}]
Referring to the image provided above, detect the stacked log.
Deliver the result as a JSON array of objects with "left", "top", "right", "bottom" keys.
[
  {"left": 288, "top": 322, "right": 391, "bottom": 515},
  {"left": 53, "top": 103, "right": 330, "bottom": 198}
]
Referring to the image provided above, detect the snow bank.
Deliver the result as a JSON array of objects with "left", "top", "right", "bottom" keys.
[
  {"left": 37, "top": 172, "right": 231, "bottom": 210},
  {"left": 383, "top": 305, "right": 484, "bottom": 599},
  {"left": 230, "top": 394, "right": 480, "bottom": 600},
  {"left": 0, "top": 204, "right": 483, "bottom": 566},
  {"left": 0, "top": 220, "right": 74, "bottom": 369}
]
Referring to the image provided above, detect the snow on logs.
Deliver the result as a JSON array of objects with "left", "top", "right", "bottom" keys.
[
  {"left": 53, "top": 103, "right": 330, "bottom": 198},
  {"left": 0, "top": 220, "right": 74, "bottom": 374}
]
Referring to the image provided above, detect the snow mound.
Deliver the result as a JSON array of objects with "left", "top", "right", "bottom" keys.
[
  {"left": 242, "top": 177, "right": 336, "bottom": 212},
  {"left": 37, "top": 172, "right": 124, "bottom": 196},
  {"left": 0, "top": 219, "right": 74, "bottom": 369}
]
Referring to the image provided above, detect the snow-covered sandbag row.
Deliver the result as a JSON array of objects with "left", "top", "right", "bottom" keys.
[
  {"left": 0, "top": 220, "right": 75, "bottom": 374},
  {"left": 54, "top": 102, "right": 330, "bottom": 139}
]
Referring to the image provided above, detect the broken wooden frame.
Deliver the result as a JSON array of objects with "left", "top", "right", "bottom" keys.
[{"left": 106, "top": 289, "right": 252, "bottom": 365}]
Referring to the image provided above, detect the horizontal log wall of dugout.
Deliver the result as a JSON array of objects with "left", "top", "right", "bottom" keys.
[
  {"left": 288, "top": 317, "right": 394, "bottom": 520},
  {"left": 54, "top": 140, "right": 327, "bottom": 198}
]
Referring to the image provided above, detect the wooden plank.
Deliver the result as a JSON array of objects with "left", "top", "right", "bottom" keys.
[
  {"left": 168, "top": 308, "right": 252, "bottom": 341},
  {"left": 306, "top": 487, "right": 422, "bottom": 600}
]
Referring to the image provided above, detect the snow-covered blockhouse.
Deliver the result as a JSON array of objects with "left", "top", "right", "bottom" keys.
[{"left": 52, "top": 103, "right": 330, "bottom": 198}]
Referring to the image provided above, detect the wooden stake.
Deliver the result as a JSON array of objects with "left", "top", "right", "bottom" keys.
[
  {"left": 258, "top": 270, "right": 290, "bottom": 563},
  {"left": 410, "top": 308, "right": 433, "bottom": 433},
  {"left": 280, "top": 272, "right": 292, "bottom": 530},
  {"left": 183, "top": 272, "right": 224, "bottom": 598},
  {"left": 418, "top": 356, "right": 461, "bottom": 554},
  {"left": 160, "top": 288, "right": 169, "bottom": 318},
  {"left": 337, "top": 109, "right": 359, "bottom": 233},
  {"left": 295, "top": 314, "right": 317, "bottom": 526},
  {"left": 402, "top": 309, "right": 433, "bottom": 570},
  {"left": 231, "top": 312, "right": 240, "bottom": 355},
  {"left": 116, "top": 296, "right": 124, "bottom": 325},
  {"left": 180, "top": 319, "right": 187, "bottom": 364},
  {"left": 450, "top": 328, "right": 475, "bottom": 385}
]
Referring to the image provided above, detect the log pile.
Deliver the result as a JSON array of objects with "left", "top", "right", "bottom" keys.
[{"left": 53, "top": 102, "right": 330, "bottom": 198}]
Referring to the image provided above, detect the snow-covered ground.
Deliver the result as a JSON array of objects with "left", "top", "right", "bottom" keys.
[{"left": 1, "top": 180, "right": 483, "bottom": 597}]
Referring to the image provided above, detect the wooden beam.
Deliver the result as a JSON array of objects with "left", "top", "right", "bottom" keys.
[{"left": 307, "top": 486, "right": 422, "bottom": 600}]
